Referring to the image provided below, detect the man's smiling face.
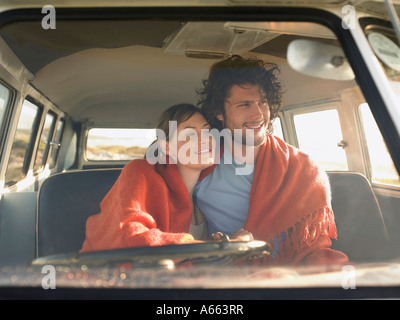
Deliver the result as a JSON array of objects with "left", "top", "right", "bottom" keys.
[{"left": 218, "top": 83, "right": 270, "bottom": 147}]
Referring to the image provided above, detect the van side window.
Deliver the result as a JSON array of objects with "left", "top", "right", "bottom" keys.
[
  {"left": 5, "top": 99, "right": 41, "bottom": 184},
  {"left": 293, "top": 109, "right": 348, "bottom": 171},
  {"left": 48, "top": 118, "right": 65, "bottom": 168},
  {"left": 34, "top": 111, "right": 56, "bottom": 172},
  {"left": 272, "top": 116, "right": 284, "bottom": 141},
  {"left": 359, "top": 103, "right": 400, "bottom": 187},
  {"left": 0, "top": 83, "right": 11, "bottom": 134}
]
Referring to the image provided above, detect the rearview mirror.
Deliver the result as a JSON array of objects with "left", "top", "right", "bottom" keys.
[{"left": 287, "top": 39, "right": 355, "bottom": 81}]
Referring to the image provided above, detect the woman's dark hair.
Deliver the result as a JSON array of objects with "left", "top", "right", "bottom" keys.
[
  {"left": 197, "top": 55, "right": 283, "bottom": 133},
  {"left": 146, "top": 103, "right": 204, "bottom": 158}
]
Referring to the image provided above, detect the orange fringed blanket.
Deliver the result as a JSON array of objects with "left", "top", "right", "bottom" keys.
[
  {"left": 80, "top": 160, "right": 194, "bottom": 252},
  {"left": 200, "top": 135, "right": 349, "bottom": 266},
  {"left": 81, "top": 135, "right": 348, "bottom": 267}
]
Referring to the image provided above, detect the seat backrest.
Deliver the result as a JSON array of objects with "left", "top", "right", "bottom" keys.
[
  {"left": 0, "top": 192, "right": 37, "bottom": 265},
  {"left": 327, "top": 171, "right": 390, "bottom": 262},
  {"left": 37, "top": 169, "right": 390, "bottom": 262},
  {"left": 36, "top": 169, "right": 122, "bottom": 257}
]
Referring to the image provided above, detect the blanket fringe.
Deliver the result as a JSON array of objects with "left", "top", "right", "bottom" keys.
[
  {"left": 277, "top": 207, "right": 337, "bottom": 265},
  {"left": 246, "top": 207, "right": 337, "bottom": 266}
]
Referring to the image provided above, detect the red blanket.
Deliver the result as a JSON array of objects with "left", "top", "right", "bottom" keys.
[
  {"left": 81, "top": 135, "right": 348, "bottom": 266},
  {"left": 200, "top": 135, "right": 348, "bottom": 266},
  {"left": 80, "top": 160, "right": 194, "bottom": 252}
]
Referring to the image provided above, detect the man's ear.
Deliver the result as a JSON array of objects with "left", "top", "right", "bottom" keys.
[{"left": 216, "top": 113, "right": 223, "bottom": 122}]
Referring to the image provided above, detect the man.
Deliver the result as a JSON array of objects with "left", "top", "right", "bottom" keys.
[{"left": 194, "top": 55, "right": 348, "bottom": 266}]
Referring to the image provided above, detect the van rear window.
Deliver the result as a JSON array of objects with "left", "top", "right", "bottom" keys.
[{"left": 86, "top": 128, "right": 157, "bottom": 161}]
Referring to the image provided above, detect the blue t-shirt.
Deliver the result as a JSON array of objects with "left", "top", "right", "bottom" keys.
[
  {"left": 193, "top": 150, "right": 255, "bottom": 236},
  {"left": 193, "top": 145, "right": 287, "bottom": 261}
]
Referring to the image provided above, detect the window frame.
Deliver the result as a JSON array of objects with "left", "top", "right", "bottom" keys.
[
  {"left": 0, "top": 3, "right": 400, "bottom": 299},
  {"left": 282, "top": 102, "right": 350, "bottom": 172},
  {"left": 48, "top": 117, "right": 65, "bottom": 169},
  {"left": 33, "top": 110, "right": 57, "bottom": 173},
  {"left": 0, "top": 80, "right": 15, "bottom": 164}
]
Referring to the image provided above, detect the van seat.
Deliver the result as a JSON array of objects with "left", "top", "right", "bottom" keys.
[
  {"left": 36, "top": 169, "right": 122, "bottom": 257},
  {"left": 0, "top": 192, "right": 37, "bottom": 265},
  {"left": 36, "top": 169, "right": 391, "bottom": 262},
  {"left": 327, "top": 171, "right": 390, "bottom": 262}
]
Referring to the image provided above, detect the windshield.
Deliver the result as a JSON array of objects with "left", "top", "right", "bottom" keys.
[{"left": 0, "top": 5, "right": 399, "bottom": 299}]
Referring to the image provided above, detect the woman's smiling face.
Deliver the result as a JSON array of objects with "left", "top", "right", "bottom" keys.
[{"left": 166, "top": 111, "right": 215, "bottom": 169}]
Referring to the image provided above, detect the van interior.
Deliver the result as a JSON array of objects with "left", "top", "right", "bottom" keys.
[{"left": 0, "top": 10, "right": 399, "bottom": 273}]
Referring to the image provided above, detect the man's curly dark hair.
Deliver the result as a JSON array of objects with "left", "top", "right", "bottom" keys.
[{"left": 197, "top": 55, "right": 283, "bottom": 133}]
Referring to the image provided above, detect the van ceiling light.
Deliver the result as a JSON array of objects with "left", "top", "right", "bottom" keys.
[
  {"left": 163, "top": 22, "right": 277, "bottom": 58},
  {"left": 185, "top": 51, "right": 227, "bottom": 59}
]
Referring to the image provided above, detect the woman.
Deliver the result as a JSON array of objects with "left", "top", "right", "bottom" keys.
[{"left": 80, "top": 104, "right": 215, "bottom": 252}]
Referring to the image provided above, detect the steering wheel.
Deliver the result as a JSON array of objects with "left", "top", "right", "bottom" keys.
[{"left": 32, "top": 240, "right": 270, "bottom": 268}]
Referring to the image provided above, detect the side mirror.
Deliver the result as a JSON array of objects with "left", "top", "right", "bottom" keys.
[{"left": 287, "top": 39, "right": 355, "bottom": 81}]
